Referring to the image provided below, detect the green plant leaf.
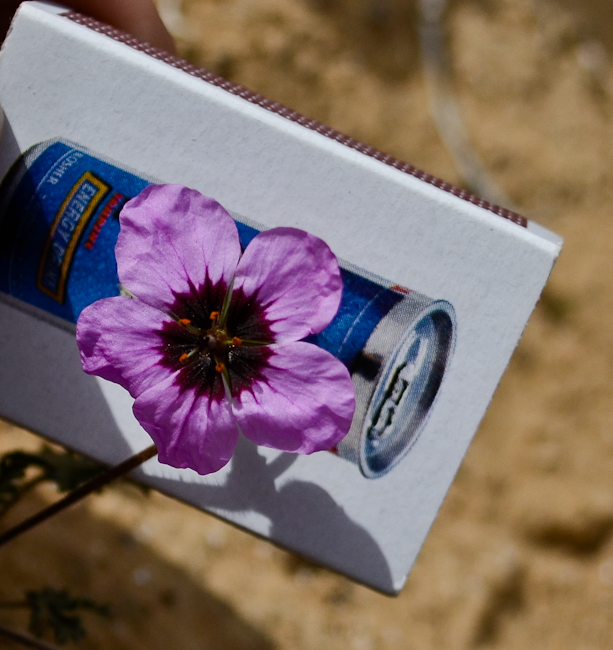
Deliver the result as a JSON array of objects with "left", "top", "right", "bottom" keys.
[{"left": 26, "top": 588, "right": 110, "bottom": 645}]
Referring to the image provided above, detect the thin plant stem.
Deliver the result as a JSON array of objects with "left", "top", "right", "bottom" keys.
[
  {"left": 0, "top": 445, "right": 157, "bottom": 549},
  {"left": 0, "top": 623, "right": 61, "bottom": 650}
]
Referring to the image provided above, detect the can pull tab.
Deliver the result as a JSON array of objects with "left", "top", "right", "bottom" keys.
[{"left": 367, "top": 335, "right": 429, "bottom": 443}]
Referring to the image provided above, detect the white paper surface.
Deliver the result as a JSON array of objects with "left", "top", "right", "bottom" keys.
[{"left": 0, "top": 2, "right": 561, "bottom": 593}]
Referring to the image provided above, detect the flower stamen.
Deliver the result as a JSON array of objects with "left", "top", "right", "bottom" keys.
[
  {"left": 215, "top": 361, "right": 226, "bottom": 373},
  {"left": 174, "top": 316, "right": 203, "bottom": 336},
  {"left": 210, "top": 311, "right": 219, "bottom": 321},
  {"left": 231, "top": 337, "right": 242, "bottom": 347},
  {"left": 179, "top": 348, "right": 200, "bottom": 365}
]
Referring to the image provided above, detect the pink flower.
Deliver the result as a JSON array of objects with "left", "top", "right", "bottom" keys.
[{"left": 76, "top": 185, "right": 355, "bottom": 475}]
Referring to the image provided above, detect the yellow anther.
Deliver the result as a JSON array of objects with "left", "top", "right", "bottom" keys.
[
  {"left": 210, "top": 311, "right": 220, "bottom": 321},
  {"left": 215, "top": 362, "right": 225, "bottom": 373},
  {"left": 179, "top": 352, "right": 190, "bottom": 364},
  {"left": 178, "top": 318, "right": 191, "bottom": 327},
  {"left": 231, "top": 337, "right": 242, "bottom": 347}
]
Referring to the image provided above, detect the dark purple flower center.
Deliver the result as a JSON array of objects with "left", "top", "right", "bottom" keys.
[{"left": 155, "top": 275, "right": 273, "bottom": 400}]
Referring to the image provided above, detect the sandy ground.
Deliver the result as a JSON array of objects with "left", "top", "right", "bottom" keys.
[{"left": 3, "top": 0, "right": 613, "bottom": 648}]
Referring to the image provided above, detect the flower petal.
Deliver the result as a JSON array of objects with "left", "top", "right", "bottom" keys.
[
  {"left": 76, "top": 296, "right": 172, "bottom": 398},
  {"left": 133, "top": 373, "right": 240, "bottom": 475},
  {"left": 232, "top": 342, "right": 355, "bottom": 453},
  {"left": 116, "top": 185, "right": 241, "bottom": 311},
  {"left": 231, "top": 228, "right": 343, "bottom": 343}
]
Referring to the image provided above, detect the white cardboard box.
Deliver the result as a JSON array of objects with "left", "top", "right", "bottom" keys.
[{"left": 0, "top": 1, "right": 561, "bottom": 594}]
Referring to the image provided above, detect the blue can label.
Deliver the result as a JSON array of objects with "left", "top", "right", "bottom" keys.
[{"left": 0, "top": 141, "right": 149, "bottom": 322}]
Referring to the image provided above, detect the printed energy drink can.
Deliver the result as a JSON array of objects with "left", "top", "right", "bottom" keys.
[{"left": 0, "top": 139, "right": 456, "bottom": 478}]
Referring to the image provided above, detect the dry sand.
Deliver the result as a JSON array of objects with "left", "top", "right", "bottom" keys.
[{"left": 2, "top": 0, "right": 613, "bottom": 647}]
